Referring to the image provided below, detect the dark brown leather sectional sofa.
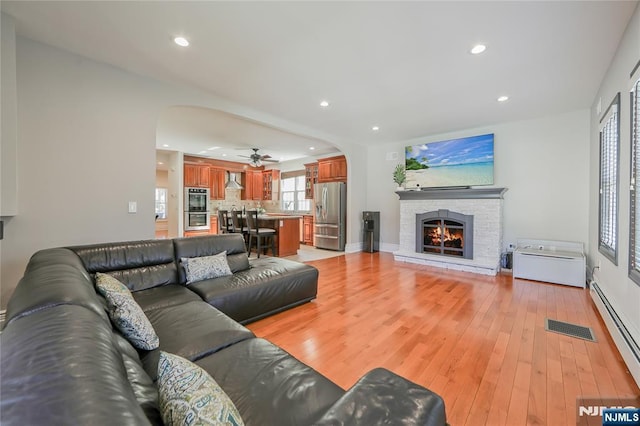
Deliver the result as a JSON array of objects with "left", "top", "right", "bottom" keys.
[{"left": 1, "top": 234, "right": 446, "bottom": 425}]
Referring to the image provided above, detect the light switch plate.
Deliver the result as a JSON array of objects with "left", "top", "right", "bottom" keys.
[{"left": 128, "top": 201, "right": 137, "bottom": 214}]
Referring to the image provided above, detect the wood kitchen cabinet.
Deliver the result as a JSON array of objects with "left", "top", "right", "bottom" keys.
[
  {"left": 304, "top": 162, "right": 318, "bottom": 199},
  {"left": 184, "top": 230, "right": 209, "bottom": 237},
  {"left": 317, "top": 155, "right": 347, "bottom": 183},
  {"left": 242, "top": 170, "right": 263, "bottom": 201},
  {"left": 209, "top": 168, "right": 226, "bottom": 200},
  {"left": 184, "top": 217, "right": 218, "bottom": 237},
  {"left": 184, "top": 164, "right": 210, "bottom": 188},
  {"left": 303, "top": 215, "right": 314, "bottom": 245},
  {"left": 209, "top": 216, "right": 218, "bottom": 234},
  {"left": 262, "top": 170, "right": 280, "bottom": 201}
]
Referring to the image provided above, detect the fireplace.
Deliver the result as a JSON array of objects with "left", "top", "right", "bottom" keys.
[
  {"left": 416, "top": 209, "right": 473, "bottom": 259},
  {"left": 395, "top": 187, "right": 506, "bottom": 275}
]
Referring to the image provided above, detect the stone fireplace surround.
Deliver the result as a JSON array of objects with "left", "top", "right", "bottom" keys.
[{"left": 394, "top": 188, "right": 508, "bottom": 275}]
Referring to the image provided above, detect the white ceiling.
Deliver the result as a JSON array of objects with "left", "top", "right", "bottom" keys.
[
  {"left": 2, "top": 1, "right": 637, "bottom": 162},
  {"left": 156, "top": 106, "right": 338, "bottom": 164}
]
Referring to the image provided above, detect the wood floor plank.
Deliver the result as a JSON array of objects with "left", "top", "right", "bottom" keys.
[{"left": 247, "top": 253, "right": 640, "bottom": 425}]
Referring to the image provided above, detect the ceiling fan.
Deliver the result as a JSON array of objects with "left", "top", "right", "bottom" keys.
[{"left": 239, "top": 148, "right": 279, "bottom": 167}]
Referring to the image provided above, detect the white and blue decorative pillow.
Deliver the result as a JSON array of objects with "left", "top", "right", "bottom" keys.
[
  {"left": 181, "top": 251, "right": 233, "bottom": 284},
  {"left": 157, "top": 351, "right": 244, "bottom": 426},
  {"left": 95, "top": 272, "right": 159, "bottom": 350}
]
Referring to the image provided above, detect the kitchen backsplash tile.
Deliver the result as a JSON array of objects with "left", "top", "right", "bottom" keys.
[{"left": 209, "top": 188, "right": 313, "bottom": 214}]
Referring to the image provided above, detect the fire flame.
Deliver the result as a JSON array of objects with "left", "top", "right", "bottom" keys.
[{"left": 427, "top": 226, "right": 463, "bottom": 247}]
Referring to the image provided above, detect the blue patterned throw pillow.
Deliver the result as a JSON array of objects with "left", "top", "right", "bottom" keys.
[
  {"left": 181, "top": 251, "right": 233, "bottom": 284},
  {"left": 158, "top": 351, "right": 244, "bottom": 426},
  {"left": 95, "top": 272, "right": 159, "bottom": 350}
]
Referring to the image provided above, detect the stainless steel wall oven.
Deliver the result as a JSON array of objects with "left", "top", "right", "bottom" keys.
[{"left": 184, "top": 187, "right": 210, "bottom": 231}]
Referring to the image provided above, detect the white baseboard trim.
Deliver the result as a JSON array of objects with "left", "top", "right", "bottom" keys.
[
  {"left": 590, "top": 281, "right": 640, "bottom": 388},
  {"left": 380, "top": 243, "right": 399, "bottom": 253},
  {"left": 345, "top": 242, "right": 362, "bottom": 253}
]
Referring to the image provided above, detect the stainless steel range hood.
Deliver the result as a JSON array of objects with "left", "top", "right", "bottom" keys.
[{"left": 225, "top": 172, "right": 244, "bottom": 189}]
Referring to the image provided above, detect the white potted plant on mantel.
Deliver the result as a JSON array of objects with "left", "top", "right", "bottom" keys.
[{"left": 393, "top": 163, "right": 406, "bottom": 191}]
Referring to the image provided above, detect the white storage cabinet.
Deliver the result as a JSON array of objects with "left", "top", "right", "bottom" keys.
[{"left": 513, "top": 239, "right": 586, "bottom": 288}]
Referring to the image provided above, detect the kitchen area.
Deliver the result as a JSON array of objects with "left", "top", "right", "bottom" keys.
[{"left": 156, "top": 152, "right": 347, "bottom": 259}]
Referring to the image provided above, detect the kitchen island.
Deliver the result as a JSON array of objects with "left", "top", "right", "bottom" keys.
[{"left": 257, "top": 215, "right": 302, "bottom": 257}]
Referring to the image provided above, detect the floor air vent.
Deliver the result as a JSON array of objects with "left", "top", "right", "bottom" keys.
[{"left": 545, "top": 318, "right": 596, "bottom": 342}]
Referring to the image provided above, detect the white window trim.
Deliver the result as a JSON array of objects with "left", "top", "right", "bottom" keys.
[
  {"left": 598, "top": 93, "right": 620, "bottom": 265},
  {"left": 280, "top": 174, "right": 310, "bottom": 212},
  {"left": 155, "top": 187, "right": 168, "bottom": 220}
]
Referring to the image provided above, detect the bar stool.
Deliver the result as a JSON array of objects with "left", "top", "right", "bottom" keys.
[
  {"left": 230, "top": 210, "right": 249, "bottom": 247},
  {"left": 245, "top": 210, "right": 276, "bottom": 258},
  {"left": 217, "top": 210, "right": 232, "bottom": 234}
]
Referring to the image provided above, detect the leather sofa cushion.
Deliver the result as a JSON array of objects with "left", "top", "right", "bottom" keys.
[
  {"left": 144, "top": 301, "right": 255, "bottom": 364},
  {"left": 174, "top": 234, "right": 250, "bottom": 284},
  {"left": 314, "top": 368, "right": 447, "bottom": 426},
  {"left": 113, "top": 333, "right": 162, "bottom": 425},
  {"left": 187, "top": 257, "right": 318, "bottom": 324},
  {"left": 70, "top": 239, "right": 177, "bottom": 291},
  {"left": 1, "top": 305, "right": 150, "bottom": 425},
  {"left": 5, "top": 248, "right": 108, "bottom": 326},
  {"left": 196, "top": 338, "right": 344, "bottom": 426},
  {"left": 133, "top": 284, "right": 202, "bottom": 312}
]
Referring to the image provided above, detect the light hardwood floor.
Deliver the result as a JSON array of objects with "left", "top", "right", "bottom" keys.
[{"left": 247, "top": 252, "right": 640, "bottom": 425}]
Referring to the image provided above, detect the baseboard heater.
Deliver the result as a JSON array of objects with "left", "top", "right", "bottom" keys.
[{"left": 590, "top": 281, "right": 640, "bottom": 387}]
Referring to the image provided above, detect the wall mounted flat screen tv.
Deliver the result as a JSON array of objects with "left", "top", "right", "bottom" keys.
[{"left": 405, "top": 133, "right": 494, "bottom": 189}]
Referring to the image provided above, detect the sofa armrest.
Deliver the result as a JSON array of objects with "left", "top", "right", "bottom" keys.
[{"left": 314, "top": 368, "right": 446, "bottom": 426}]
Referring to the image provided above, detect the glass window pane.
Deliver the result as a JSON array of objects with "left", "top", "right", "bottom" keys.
[
  {"left": 598, "top": 94, "right": 619, "bottom": 265},
  {"left": 155, "top": 188, "right": 168, "bottom": 219},
  {"left": 281, "top": 177, "right": 296, "bottom": 191}
]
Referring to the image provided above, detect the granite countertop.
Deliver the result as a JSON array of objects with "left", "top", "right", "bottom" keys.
[{"left": 259, "top": 214, "right": 303, "bottom": 220}]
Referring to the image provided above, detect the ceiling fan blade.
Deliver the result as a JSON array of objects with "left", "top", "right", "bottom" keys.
[
  {"left": 261, "top": 154, "right": 272, "bottom": 160},
  {"left": 262, "top": 158, "right": 279, "bottom": 163}
]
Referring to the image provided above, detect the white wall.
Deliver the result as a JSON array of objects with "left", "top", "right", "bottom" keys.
[
  {"left": 588, "top": 5, "right": 640, "bottom": 348},
  {"left": 366, "top": 109, "right": 591, "bottom": 253},
  {"left": 0, "top": 35, "right": 365, "bottom": 308},
  {"left": 1, "top": 14, "right": 18, "bottom": 216}
]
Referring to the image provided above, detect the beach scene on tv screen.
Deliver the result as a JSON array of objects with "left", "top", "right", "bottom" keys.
[{"left": 405, "top": 133, "right": 494, "bottom": 188}]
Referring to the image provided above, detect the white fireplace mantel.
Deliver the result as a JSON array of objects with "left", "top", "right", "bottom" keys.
[
  {"left": 394, "top": 187, "right": 508, "bottom": 275},
  {"left": 396, "top": 187, "right": 507, "bottom": 200}
]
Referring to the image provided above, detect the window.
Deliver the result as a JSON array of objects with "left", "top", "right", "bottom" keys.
[
  {"left": 281, "top": 174, "right": 310, "bottom": 212},
  {"left": 155, "top": 188, "right": 168, "bottom": 219},
  {"left": 599, "top": 93, "right": 620, "bottom": 265},
  {"left": 630, "top": 77, "right": 640, "bottom": 285}
]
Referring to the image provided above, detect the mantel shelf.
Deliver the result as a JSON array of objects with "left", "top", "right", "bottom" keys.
[{"left": 396, "top": 187, "right": 508, "bottom": 200}]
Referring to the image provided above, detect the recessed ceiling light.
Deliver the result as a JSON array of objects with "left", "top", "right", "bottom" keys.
[
  {"left": 222, "top": 153, "right": 227, "bottom": 157},
  {"left": 497, "top": 95, "right": 509, "bottom": 102},
  {"left": 471, "top": 44, "right": 486, "bottom": 55},
  {"left": 372, "top": 126, "right": 380, "bottom": 131},
  {"left": 309, "top": 147, "right": 315, "bottom": 150},
  {"left": 174, "top": 36, "right": 189, "bottom": 47},
  {"left": 319, "top": 100, "right": 329, "bottom": 108},
  {"left": 157, "top": 162, "right": 164, "bottom": 165},
  {"left": 207, "top": 146, "right": 220, "bottom": 151},
  {"left": 162, "top": 144, "right": 170, "bottom": 148}
]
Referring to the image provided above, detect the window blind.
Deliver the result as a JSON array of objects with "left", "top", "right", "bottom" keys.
[
  {"left": 630, "top": 79, "right": 640, "bottom": 284},
  {"left": 599, "top": 93, "right": 620, "bottom": 264}
]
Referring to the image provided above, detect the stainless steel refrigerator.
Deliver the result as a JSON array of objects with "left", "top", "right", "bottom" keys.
[{"left": 314, "top": 182, "right": 346, "bottom": 251}]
